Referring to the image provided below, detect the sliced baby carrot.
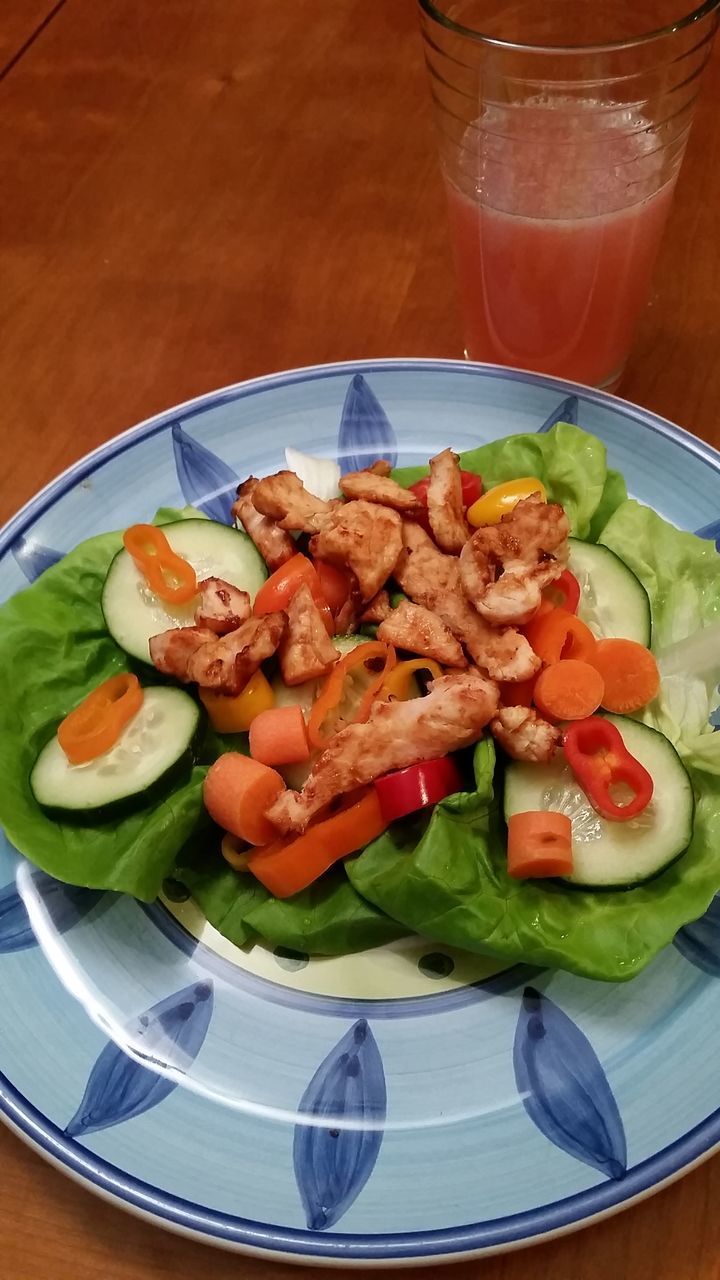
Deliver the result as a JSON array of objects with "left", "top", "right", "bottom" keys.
[
  {"left": 249, "top": 705, "right": 310, "bottom": 767},
  {"left": 525, "top": 608, "right": 597, "bottom": 665},
  {"left": 203, "top": 752, "right": 286, "bottom": 845},
  {"left": 533, "top": 659, "right": 604, "bottom": 722},
  {"left": 247, "top": 788, "right": 387, "bottom": 898},
  {"left": 589, "top": 638, "right": 660, "bottom": 713},
  {"left": 507, "top": 811, "right": 573, "bottom": 879}
]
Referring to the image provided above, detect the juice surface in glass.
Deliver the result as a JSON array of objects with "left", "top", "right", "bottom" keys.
[{"left": 445, "top": 102, "right": 677, "bottom": 388}]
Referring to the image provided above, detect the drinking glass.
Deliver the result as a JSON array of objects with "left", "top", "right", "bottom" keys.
[{"left": 419, "top": 0, "right": 720, "bottom": 388}]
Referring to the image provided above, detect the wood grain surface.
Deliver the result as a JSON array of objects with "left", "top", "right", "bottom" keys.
[{"left": 1, "top": 2, "right": 719, "bottom": 1277}]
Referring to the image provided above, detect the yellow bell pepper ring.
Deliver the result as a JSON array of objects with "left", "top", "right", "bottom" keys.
[
  {"left": 467, "top": 477, "right": 547, "bottom": 527},
  {"left": 199, "top": 670, "right": 275, "bottom": 734},
  {"left": 381, "top": 658, "right": 443, "bottom": 701}
]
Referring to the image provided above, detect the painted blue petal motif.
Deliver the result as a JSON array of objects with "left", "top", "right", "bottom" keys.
[
  {"left": 337, "top": 374, "right": 398, "bottom": 474},
  {"left": 537, "top": 395, "right": 579, "bottom": 434},
  {"left": 11, "top": 535, "right": 63, "bottom": 582},
  {"left": 294, "top": 1018, "right": 386, "bottom": 1230},
  {"left": 695, "top": 519, "right": 720, "bottom": 551},
  {"left": 66, "top": 981, "right": 214, "bottom": 1138},
  {"left": 171, "top": 422, "right": 238, "bottom": 523},
  {"left": 674, "top": 896, "right": 720, "bottom": 975},
  {"left": 514, "top": 986, "right": 626, "bottom": 1180},
  {"left": 0, "top": 871, "right": 104, "bottom": 955}
]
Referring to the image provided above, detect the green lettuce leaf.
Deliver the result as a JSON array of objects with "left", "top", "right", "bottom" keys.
[
  {"left": 393, "top": 422, "right": 625, "bottom": 540},
  {"left": 600, "top": 500, "right": 720, "bottom": 773},
  {"left": 178, "top": 840, "right": 407, "bottom": 954},
  {"left": 0, "top": 510, "right": 211, "bottom": 900}
]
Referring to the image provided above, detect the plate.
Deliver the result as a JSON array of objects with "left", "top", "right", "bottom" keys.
[{"left": 1, "top": 358, "right": 720, "bottom": 1267}]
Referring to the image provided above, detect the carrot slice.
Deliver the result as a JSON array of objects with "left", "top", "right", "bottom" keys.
[
  {"left": 507, "top": 811, "right": 573, "bottom": 878},
  {"left": 203, "top": 753, "right": 286, "bottom": 845},
  {"left": 249, "top": 705, "right": 310, "bottom": 767},
  {"left": 589, "top": 638, "right": 660, "bottom": 713},
  {"left": 533, "top": 659, "right": 604, "bottom": 722},
  {"left": 524, "top": 608, "right": 597, "bottom": 665},
  {"left": 247, "top": 788, "right": 387, "bottom": 898}
]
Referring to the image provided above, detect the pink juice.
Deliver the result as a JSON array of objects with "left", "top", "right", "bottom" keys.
[{"left": 444, "top": 103, "right": 678, "bottom": 387}]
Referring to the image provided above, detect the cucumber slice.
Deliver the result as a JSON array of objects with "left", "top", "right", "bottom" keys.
[
  {"left": 504, "top": 715, "right": 694, "bottom": 888},
  {"left": 569, "top": 538, "right": 651, "bottom": 646},
  {"left": 31, "top": 687, "right": 200, "bottom": 815},
  {"left": 103, "top": 520, "right": 267, "bottom": 664}
]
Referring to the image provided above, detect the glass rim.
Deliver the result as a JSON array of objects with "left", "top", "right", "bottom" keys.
[{"left": 418, "top": 0, "right": 720, "bottom": 54}]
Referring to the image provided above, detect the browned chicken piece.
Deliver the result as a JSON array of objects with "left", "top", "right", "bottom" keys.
[
  {"left": 309, "top": 500, "right": 402, "bottom": 602},
  {"left": 427, "top": 449, "right": 472, "bottom": 554},
  {"left": 194, "top": 577, "right": 251, "bottom": 634},
  {"left": 186, "top": 612, "right": 286, "bottom": 696},
  {"left": 490, "top": 706, "right": 560, "bottom": 763},
  {"left": 434, "top": 591, "right": 541, "bottom": 683},
  {"left": 460, "top": 494, "right": 570, "bottom": 627},
  {"left": 367, "top": 459, "right": 392, "bottom": 477},
  {"left": 251, "top": 470, "right": 338, "bottom": 534},
  {"left": 393, "top": 520, "right": 461, "bottom": 605},
  {"left": 340, "top": 469, "right": 422, "bottom": 513},
  {"left": 267, "top": 669, "right": 499, "bottom": 832},
  {"left": 377, "top": 600, "right": 467, "bottom": 668},
  {"left": 231, "top": 478, "right": 295, "bottom": 572},
  {"left": 360, "top": 590, "right": 392, "bottom": 624},
  {"left": 279, "top": 583, "right": 339, "bottom": 686},
  {"left": 149, "top": 627, "right": 219, "bottom": 681},
  {"left": 393, "top": 522, "right": 539, "bottom": 682}
]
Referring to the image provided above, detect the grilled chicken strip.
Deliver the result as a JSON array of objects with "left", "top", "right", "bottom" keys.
[
  {"left": 394, "top": 522, "right": 539, "bottom": 682},
  {"left": 232, "top": 477, "right": 295, "bottom": 572},
  {"left": 186, "top": 612, "right": 286, "bottom": 696},
  {"left": 195, "top": 577, "right": 251, "bottom": 634},
  {"left": 490, "top": 706, "right": 560, "bottom": 763},
  {"left": 460, "top": 494, "right": 570, "bottom": 627},
  {"left": 377, "top": 600, "right": 467, "bottom": 668},
  {"left": 360, "top": 589, "right": 392, "bottom": 624},
  {"left": 309, "top": 500, "right": 402, "bottom": 602},
  {"left": 149, "top": 626, "right": 219, "bottom": 681},
  {"left": 267, "top": 669, "right": 499, "bottom": 833},
  {"left": 251, "top": 470, "right": 338, "bottom": 534},
  {"left": 279, "top": 583, "right": 339, "bottom": 686},
  {"left": 427, "top": 449, "right": 471, "bottom": 554},
  {"left": 340, "top": 469, "right": 422, "bottom": 513}
]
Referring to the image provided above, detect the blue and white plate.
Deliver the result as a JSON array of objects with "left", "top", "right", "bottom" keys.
[{"left": 1, "top": 359, "right": 720, "bottom": 1266}]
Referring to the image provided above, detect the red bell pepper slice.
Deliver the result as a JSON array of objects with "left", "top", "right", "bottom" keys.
[
  {"left": 563, "top": 717, "right": 653, "bottom": 822},
  {"left": 409, "top": 470, "right": 482, "bottom": 509},
  {"left": 542, "top": 569, "right": 581, "bottom": 615},
  {"left": 374, "top": 756, "right": 463, "bottom": 823}
]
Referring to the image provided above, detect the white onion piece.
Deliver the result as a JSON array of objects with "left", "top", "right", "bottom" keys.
[{"left": 285, "top": 447, "right": 341, "bottom": 501}]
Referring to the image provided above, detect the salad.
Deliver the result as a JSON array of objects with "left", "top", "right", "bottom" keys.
[{"left": 1, "top": 421, "right": 718, "bottom": 982}]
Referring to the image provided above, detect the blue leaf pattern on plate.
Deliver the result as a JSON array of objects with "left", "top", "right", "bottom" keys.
[
  {"left": 11, "top": 535, "right": 63, "bottom": 582},
  {"left": 293, "top": 1018, "right": 386, "bottom": 1230},
  {"left": 0, "top": 870, "right": 104, "bottom": 955},
  {"left": 337, "top": 375, "right": 398, "bottom": 474},
  {"left": 65, "top": 981, "right": 213, "bottom": 1137},
  {"left": 674, "top": 897, "right": 720, "bottom": 974},
  {"left": 514, "top": 987, "right": 626, "bottom": 1180},
  {"left": 695, "top": 518, "right": 720, "bottom": 551},
  {"left": 537, "top": 395, "right": 579, "bottom": 434},
  {"left": 172, "top": 422, "right": 238, "bottom": 523}
]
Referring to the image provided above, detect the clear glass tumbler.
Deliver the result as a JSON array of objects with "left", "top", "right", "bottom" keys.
[{"left": 419, "top": 0, "right": 719, "bottom": 388}]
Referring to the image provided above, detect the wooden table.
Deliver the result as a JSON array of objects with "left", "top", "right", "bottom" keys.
[{"left": 1, "top": 2, "right": 719, "bottom": 1276}]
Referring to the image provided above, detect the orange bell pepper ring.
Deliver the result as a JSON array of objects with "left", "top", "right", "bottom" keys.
[
  {"left": 123, "top": 523, "right": 198, "bottom": 606},
  {"left": 247, "top": 788, "right": 388, "bottom": 898},
  {"left": 307, "top": 641, "right": 396, "bottom": 750},
  {"left": 524, "top": 607, "right": 597, "bottom": 665},
  {"left": 57, "top": 673, "right": 144, "bottom": 765}
]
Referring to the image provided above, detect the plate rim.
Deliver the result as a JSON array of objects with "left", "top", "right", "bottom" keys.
[{"left": 2, "top": 356, "right": 720, "bottom": 1264}]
